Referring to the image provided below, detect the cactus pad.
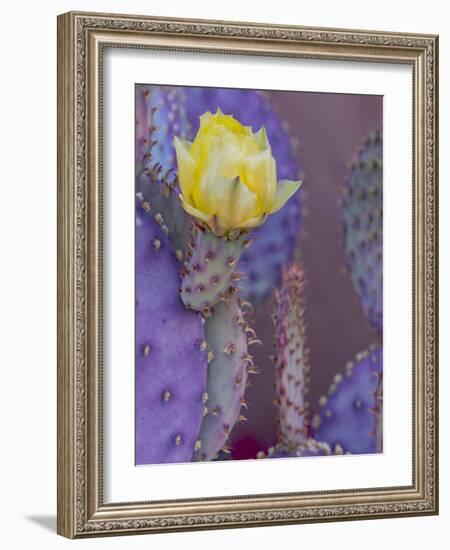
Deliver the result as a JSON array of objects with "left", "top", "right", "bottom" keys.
[
  {"left": 136, "top": 166, "right": 192, "bottom": 261},
  {"left": 181, "top": 228, "right": 248, "bottom": 313},
  {"left": 313, "top": 345, "right": 383, "bottom": 455},
  {"left": 135, "top": 85, "right": 189, "bottom": 173},
  {"left": 273, "top": 264, "right": 310, "bottom": 448},
  {"left": 259, "top": 264, "right": 331, "bottom": 459},
  {"left": 192, "top": 293, "right": 256, "bottom": 460},
  {"left": 342, "top": 130, "right": 383, "bottom": 333},
  {"left": 261, "top": 439, "right": 331, "bottom": 459},
  {"left": 135, "top": 199, "right": 208, "bottom": 464}
]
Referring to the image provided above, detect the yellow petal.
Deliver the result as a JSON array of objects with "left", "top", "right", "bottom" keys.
[
  {"left": 270, "top": 180, "right": 302, "bottom": 213},
  {"left": 175, "top": 137, "right": 192, "bottom": 151},
  {"left": 174, "top": 137, "right": 196, "bottom": 202},
  {"left": 174, "top": 110, "right": 302, "bottom": 235},
  {"left": 193, "top": 130, "right": 243, "bottom": 210},
  {"left": 254, "top": 126, "right": 269, "bottom": 151},
  {"left": 227, "top": 178, "right": 259, "bottom": 227},
  {"left": 179, "top": 194, "right": 213, "bottom": 225},
  {"left": 189, "top": 111, "right": 214, "bottom": 161},
  {"left": 202, "top": 137, "right": 242, "bottom": 181},
  {"left": 239, "top": 213, "right": 268, "bottom": 229},
  {"left": 239, "top": 134, "right": 261, "bottom": 156},
  {"left": 199, "top": 110, "right": 213, "bottom": 127},
  {"left": 241, "top": 148, "right": 277, "bottom": 211},
  {"left": 211, "top": 108, "right": 250, "bottom": 136},
  {"left": 198, "top": 177, "right": 258, "bottom": 229}
]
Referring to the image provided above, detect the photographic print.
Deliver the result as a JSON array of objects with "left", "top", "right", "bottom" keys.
[
  {"left": 58, "top": 12, "right": 438, "bottom": 537},
  {"left": 135, "top": 85, "right": 383, "bottom": 465}
]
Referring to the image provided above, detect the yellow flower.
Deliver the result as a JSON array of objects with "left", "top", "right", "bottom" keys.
[{"left": 174, "top": 109, "right": 302, "bottom": 237}]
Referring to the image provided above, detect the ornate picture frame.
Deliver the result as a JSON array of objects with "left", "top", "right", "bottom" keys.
[{"left": 57, "top": 11, "right": 438, "bottom": 538}]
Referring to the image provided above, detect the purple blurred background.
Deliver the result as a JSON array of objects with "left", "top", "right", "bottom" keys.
[{"left": 229, "top": 91, "right": 382, "bottom": 459}]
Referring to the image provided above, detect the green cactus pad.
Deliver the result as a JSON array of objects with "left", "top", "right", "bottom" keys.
[{"left": 181, "top": 228, "right": 249, "bottom": 313}]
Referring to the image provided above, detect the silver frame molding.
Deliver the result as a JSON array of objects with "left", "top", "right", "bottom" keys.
[{"left": 57, "top": 11, "right": 439, "bottom": 538}]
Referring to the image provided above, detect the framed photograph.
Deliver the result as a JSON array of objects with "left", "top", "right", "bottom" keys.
[{"left": 57, "top": 11, "right": 439, "bottom": 538}]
